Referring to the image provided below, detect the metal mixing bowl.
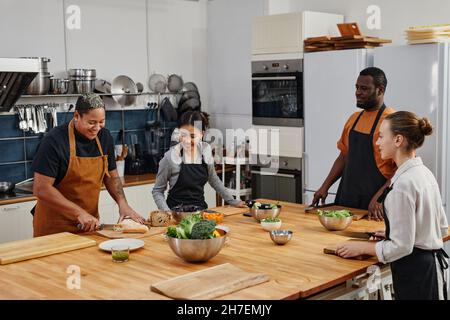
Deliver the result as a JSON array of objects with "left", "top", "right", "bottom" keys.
[
  {"left": 250, "top": 207, "right": 281, "bottom": 221},
  {"left": 270, "top": 230, "right": 293, "bottom": 245},
  {"left": 166, "top": 230, "right": 227, "bottom": 262},
  {"left": 318, "top": 214, "right": 353, "bottom": 231}
]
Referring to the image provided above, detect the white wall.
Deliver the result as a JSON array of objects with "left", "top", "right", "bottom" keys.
[
  {"left": 206, "top": 0, "right": 265, "bottom": 135},
  {"left": 0, "top": 0, "right": 207, "bottom": 109}
]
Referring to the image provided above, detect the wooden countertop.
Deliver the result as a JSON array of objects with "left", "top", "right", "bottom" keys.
[
  {"left": 2, "top": 199, "right": 446, "bottom": 300},
  {"left": 0, "top": 174, "right": 157, "bottom": 206}
]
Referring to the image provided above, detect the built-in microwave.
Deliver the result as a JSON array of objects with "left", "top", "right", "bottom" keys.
[{"left": 251, "top": 59, "right": 303, "bottom": 127}]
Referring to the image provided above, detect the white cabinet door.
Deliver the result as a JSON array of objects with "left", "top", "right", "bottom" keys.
[
  {"left": 98, "top": 190, "right": 119, "bottom": 224},
  {"left": 0, "top": 201, "right": 36, "bottom": 243},
  {"left": 252, "top": 11, "right": 343, "bottom": 55},
  {"left": 124, "top": 184, "right": 157, "bottom": 220},
  {"left": 252, "top": 12, "right": 304, "bottom": 55},
  {"left": 204, "top": 183, "right": 217, "bottom": 209}
]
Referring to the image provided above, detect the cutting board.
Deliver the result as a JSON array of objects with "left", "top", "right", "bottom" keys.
[
  {"left": 306, "top": 204, "right": 368, "bottom": 220},
  {"left": 337, "top": 22, "right": 362, "bottom": 37},
  {"left": 212, "top": 206, "right": 249, "bottom": 217},
  {"left": 0, "top": 232, "right": 96, "bottom": 265},
  {"left": 323, "top": 240, "right": 375, "bottom": 260},
  {"left": 150, "top": 263, "right": 270, "bottom": 300},
  {"left": 96, "top": 227, "right": 166, "bottom": 239}
]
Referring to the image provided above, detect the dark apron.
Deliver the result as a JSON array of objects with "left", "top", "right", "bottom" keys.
[
  {"left": 378, "top": 185, "right": 449, "bottom": 300},
  {"left": 335, "top": 105, "right": 387, "bottom": 209},
  {"left": 166, "top": 149, "right": 209, "bottom": 210}
]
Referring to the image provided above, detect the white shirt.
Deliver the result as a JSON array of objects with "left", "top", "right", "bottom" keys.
[{"left": 375, "top": 157, "right": 449, "bottom": 263}]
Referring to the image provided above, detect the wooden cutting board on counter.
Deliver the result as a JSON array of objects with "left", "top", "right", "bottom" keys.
[
  {"left": 0, "top": 232, "right": 96, "bottom": 265},
  {"left": 150, "top": 263, "right": 270, "bottom": 300},
  {"left": 306, "top": 204, "right": 368, "bottom": 220},
  {"left": 211, "top": 206, "right": 249, "bottom": 217}
]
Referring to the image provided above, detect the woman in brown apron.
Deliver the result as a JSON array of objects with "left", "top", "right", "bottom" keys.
[
  {"left": 32, "top": 93, "right": 144, "bottom": 236},
  {"left": 336, "top": 111, "right": 448, "bottom": 300}
]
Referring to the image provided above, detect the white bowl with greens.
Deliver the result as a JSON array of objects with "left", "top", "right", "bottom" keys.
[
  {"left": 318, "top": 209, "right": 353, "bottom": 231},
  {"left": 249, "top": 201, "right": 281, "bottom": 221},
  {"left": 260, "top": 217, "right": 282, "bottom": 232}
]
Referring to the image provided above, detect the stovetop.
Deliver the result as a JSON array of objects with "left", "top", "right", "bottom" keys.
[{"left": 0, "top": 188, "right": 34, "bottom": 201}]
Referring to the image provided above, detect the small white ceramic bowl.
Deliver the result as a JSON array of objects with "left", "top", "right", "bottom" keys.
[{"left": 260, "top": 219, "right": 282, "bottom": 232}]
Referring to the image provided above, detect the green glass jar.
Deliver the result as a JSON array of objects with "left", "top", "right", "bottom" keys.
[{"left": 111, "top": 245, "right": 129, "bottom": 262}]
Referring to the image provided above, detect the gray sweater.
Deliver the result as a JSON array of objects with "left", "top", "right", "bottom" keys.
[{"left": 152, "top": 142, "right": 240, "bottom": 210}]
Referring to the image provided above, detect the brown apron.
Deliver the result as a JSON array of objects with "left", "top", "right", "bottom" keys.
[{"left": 33, "top": 120, "right": 109, "bottom": 237}]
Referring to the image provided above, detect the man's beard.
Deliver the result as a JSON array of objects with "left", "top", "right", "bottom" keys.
[{"left": 357, "top": 96, "right": 378, "bottom": 110}]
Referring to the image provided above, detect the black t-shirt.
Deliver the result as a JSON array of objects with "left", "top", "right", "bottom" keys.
[{"left": 31, "top": 122, "right": 116, "bottom": 186}]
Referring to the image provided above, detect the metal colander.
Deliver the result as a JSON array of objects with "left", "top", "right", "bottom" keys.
[{"left": 148, "top": 73, "right": 167, "bottom": 94}]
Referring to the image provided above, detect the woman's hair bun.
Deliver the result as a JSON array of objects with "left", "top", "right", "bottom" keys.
[{"left": 419, "top": 117, "right": 433, "bottom": 136}]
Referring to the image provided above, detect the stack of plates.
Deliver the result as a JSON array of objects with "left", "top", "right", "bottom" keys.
[{"left": 405, "top": 24, "right": 450, "bottom": 44}]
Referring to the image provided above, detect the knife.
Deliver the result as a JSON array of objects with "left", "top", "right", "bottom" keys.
[
  {"left": 332, "top": 231, "right": 377, "bottom": 239},
  {"left": 76, "top": 223, "right": 118, "bottom": 231},
  {"left": 305, "top": 203, "right": 335, "bottom": 212}
]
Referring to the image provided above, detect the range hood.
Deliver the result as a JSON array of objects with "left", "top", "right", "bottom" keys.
[{"left": 0, "top": 58, "right": 39, "bottom": 112}]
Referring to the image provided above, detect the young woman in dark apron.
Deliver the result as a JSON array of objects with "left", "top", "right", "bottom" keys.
[
  {"left": 336, "top": 111, "right": 449, "bottom": 300},
  {"left": 152, "top": 111, "right": 246, "bottom": 211}
]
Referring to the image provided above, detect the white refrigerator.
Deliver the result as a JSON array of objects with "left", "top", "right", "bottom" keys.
[
  {"left": 374, "top": 44, "right": 450, "bottom": 251},
  {"left": 303, "top": 48, "right": 374, "bottom": 205}
]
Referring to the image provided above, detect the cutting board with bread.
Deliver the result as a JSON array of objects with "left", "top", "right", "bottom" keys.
[{"left": 96, "top": 218, "right": 160, "bottom": 239}]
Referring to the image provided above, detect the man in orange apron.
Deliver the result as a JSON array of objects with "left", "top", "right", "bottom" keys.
[
  {"left": 31, "top": 93, "right": 144, "bottom": 236},
  {"left": 311, "top": 68, "right": 397, "bottom": 220}
]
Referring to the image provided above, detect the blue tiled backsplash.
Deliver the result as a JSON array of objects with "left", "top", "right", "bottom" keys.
[{"left": 0, "top": 110, "right": 177, "bottom": 183}]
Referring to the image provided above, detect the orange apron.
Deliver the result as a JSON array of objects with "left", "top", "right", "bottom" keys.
[{"left": 33, "top": 119, "right": 109, "bottom": 237}]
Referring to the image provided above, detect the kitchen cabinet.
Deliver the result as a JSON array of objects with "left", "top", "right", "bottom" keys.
[
  {"left": 204, "top": 183, "right": 218, "bottom": 209},
  {"left": 124, "top": 184, "right": 157, "bottom": 218},
  {"left": 251, "top": 11, "right": 343, "bottom": 55},
  {"left": 98, "top": 189, "right": 120, "bottom": 224},
  {"left": 0, "top": 200, "right": 35, "bottom": 243}
]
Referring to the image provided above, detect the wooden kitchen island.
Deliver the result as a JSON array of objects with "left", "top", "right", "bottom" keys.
[{"left": 0, "top": 199, "right": 448, "bottom": 300}]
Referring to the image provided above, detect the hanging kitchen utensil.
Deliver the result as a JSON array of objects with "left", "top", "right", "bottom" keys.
[
  {"left": 136, "top": 82, "right": 144, "bottom": 93},
  {"left": 94, "top": 79, "right": 111, "bottom": 93},
  {"left": 179, "top": 98, "right": 201, "bottom": 116},
  {"left": 111, "top": 75, "right": 137, "bottom": 107},
  {"left": 148, "top": 73, "right": 167, "bottom": 94},
  {"left": 178, "top": 90, "right": 200, "bottom": 108},
  {"left": 182, "top": 81, "right": 198, "bottom": 92},
  {"left": 160, "top": 97, "right": 178, "bottom": 122},
  {"left": 167, "top": 74, "right": 184, "bottom": 93}
]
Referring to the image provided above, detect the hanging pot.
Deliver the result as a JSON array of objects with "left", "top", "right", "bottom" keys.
[
  {"left": 182, "top": 81, "right": 198, "bottom": 92},
  {"left": 167, "top": 74, "right": 184, "bottom": 93},
  {"left": 111, "top": 75, "right": 137, "bottom": 107},
  {"left": 178, "top": 90, "right": 200, "bottom": 108}
]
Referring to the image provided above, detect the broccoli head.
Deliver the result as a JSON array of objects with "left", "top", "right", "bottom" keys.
[
  {"left": 190, "top": 220, "right": 216, "bottom": 239},
  {"left": 176, "top": 213, "right": 203, "bottom": 239}
]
